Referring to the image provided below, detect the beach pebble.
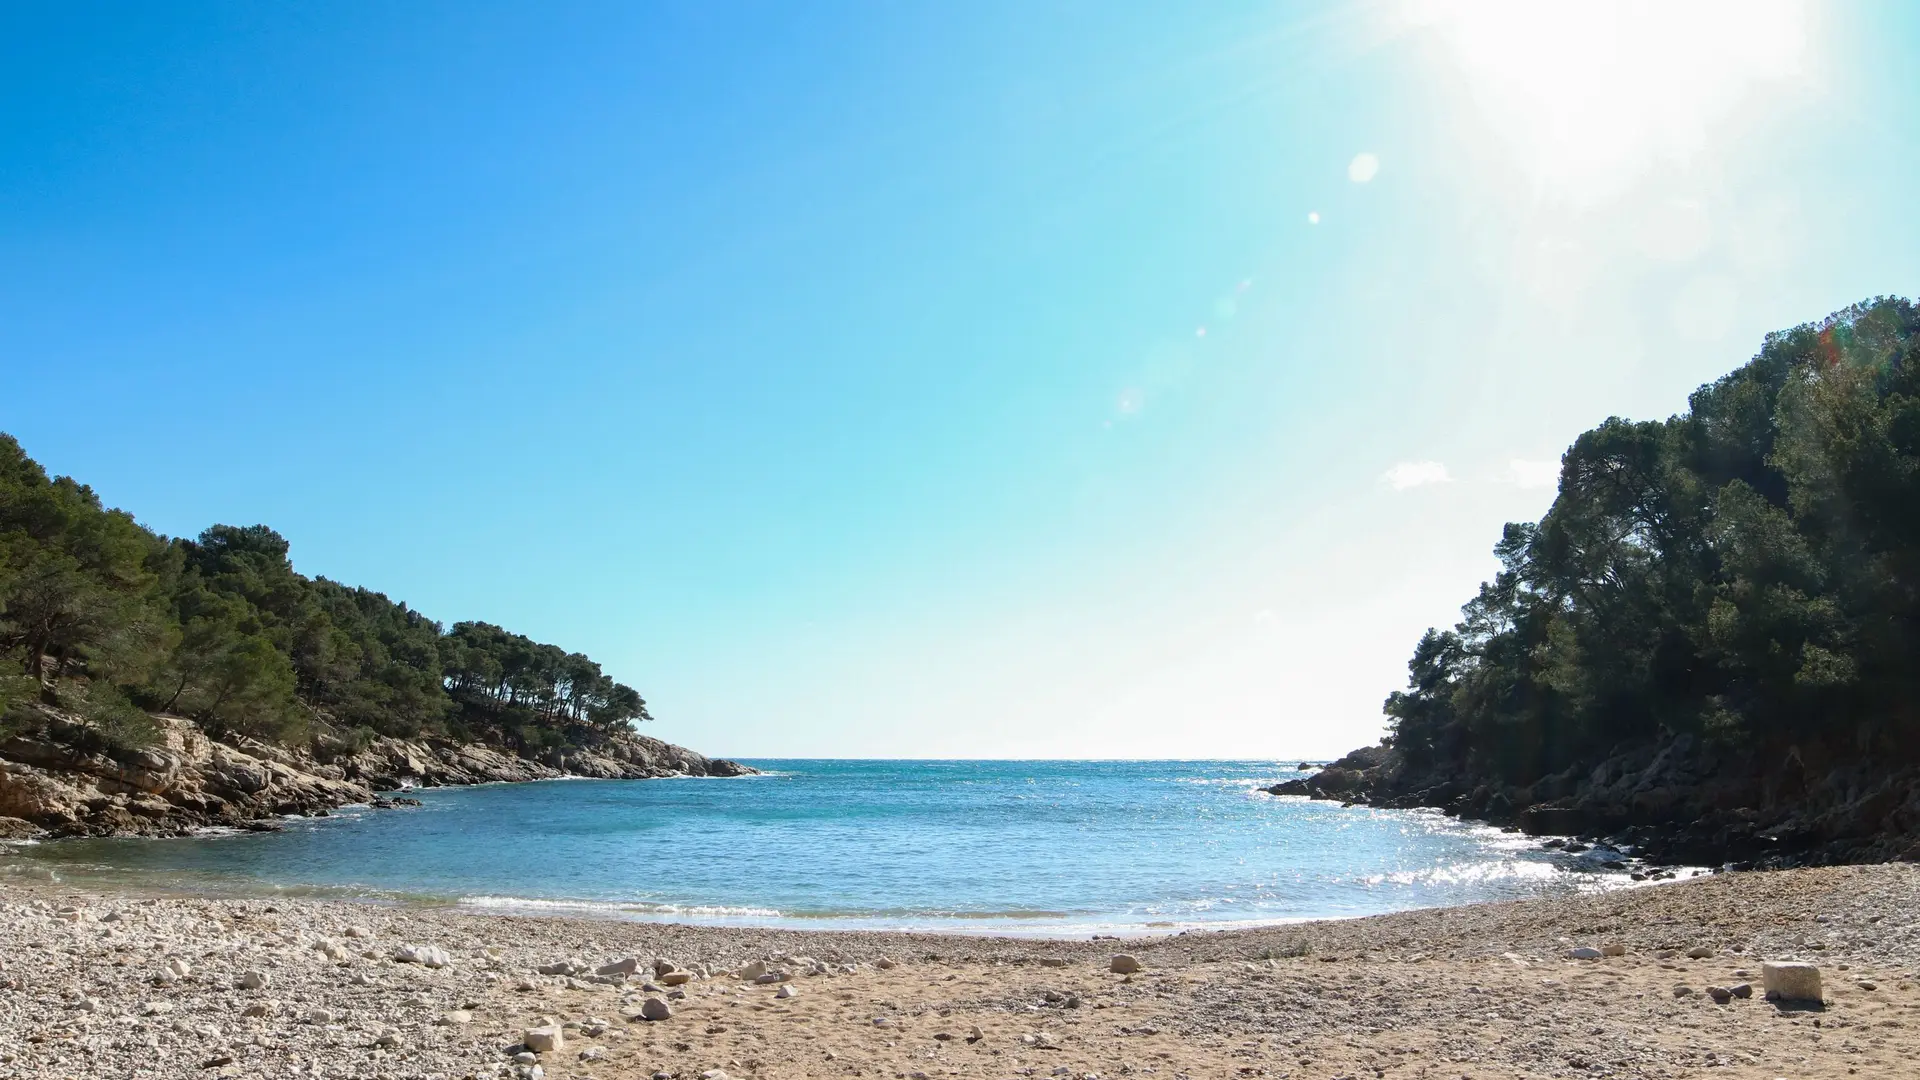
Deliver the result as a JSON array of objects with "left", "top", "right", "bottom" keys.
[
  {"left": 165, "top": 958, "right": 192, "bottom": 980},
  {"left": 439, "top": 1010, "right": 474, "bottom": 1025},
  {"left": 1707, "top": 985, "right": 1733, "bottom": 1003},
  {"left": 306, "top": 1008, "right": 338, "bottom": 1024},
  {"left": 774, "top": 984, "right": 798, "bottom": 999},
  {"left": 1762, "top": 961, "right": 1824, "bottom": 1003},
  {"left": 1567, "top": 947, "right": 1603, "bottom": 960},
  {"left": 1110, "top": 953, "right": 1143, "bottom": 974},
  {"left": 536, "top": 960, "right": 582, "bottom": 976},
  {"left": 394, "top": 943, "right": 451, "bottom": 968},
  {"left": 597, "top": 957, "right": 640, "bottom": 977},
  {"left": 1672, "top": 984, "right": 1695, "bottom": 998},
  {"left": 242, "top": 1000, "right": 279, "bottom": 1018},
  {"left": 236, "top": 969, "right": 269, "bottom": 990},
  {"left": 638, "top": 997, "right": 673, "bottom": 1021},
  {"left": 1687, "top": 946, "right": 1715, "bottom": 959},
  {"left": 523, "top": 1024, "right": 565, "bottom": 1053},
  {"left": 874, "top": 957, "right": 897, "bottom": 970},
  {"left": 344, "top": 926, "right": 371, "bottom": 938},
  {"left": 659, "top": 970, "right": 693, "bottom": 985},
  {"left": 1602, "top": 943, "right": 1627, "bottom": 957},
  {"left": 738, "top": 959, "right": 769, "bottom": 981},
  {"left": 1040, "top": 957, "right": 1069, "bottom": 968},
  {"left": 1731, "top": 982, "right": 1753, "bottom": 999}
]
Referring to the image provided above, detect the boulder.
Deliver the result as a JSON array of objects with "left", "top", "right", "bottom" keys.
[{"left": 1762, "top": 961, "right": 1824, "bottom": 1003}]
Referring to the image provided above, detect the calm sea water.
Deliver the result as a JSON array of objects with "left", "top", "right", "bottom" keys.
[{"left": 2, "top": 760, "right": 1644, "bottom": 935}]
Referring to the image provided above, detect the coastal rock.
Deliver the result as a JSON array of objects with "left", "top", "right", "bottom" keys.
[
  {"left": 1762, "top": 961, "right": 1824, "bottom": 1002},
  {"left": 0, "top": 706, "right": 754, "bottom": 839}
]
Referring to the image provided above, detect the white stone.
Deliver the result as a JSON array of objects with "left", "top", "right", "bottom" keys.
[
  {"left": 523, "top": 1025, "right": 565, "bottom": 1053},
  {"left": 774, "top": 984, "right": 798, "bottom": 999},
  {"left": 1762, "top": 961, "right": 1824, "bottom": 1002},
  {"left": 394, "top": 943, "right": 451, "bottom": 967},
  {"left": 596, "top": 957, "right": 640, "bottom": 977},
  {"left": 738, "top": 960, "right": 769, "bottom": 981}
]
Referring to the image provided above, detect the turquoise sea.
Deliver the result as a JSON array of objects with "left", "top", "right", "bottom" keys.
[{"left": 2, "top": 760, "right": 1646, "bottom": 935}]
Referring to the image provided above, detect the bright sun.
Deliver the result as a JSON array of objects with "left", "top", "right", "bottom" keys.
[{"left": 1397, "top": 0, "right": 1811, "bottom": 198}]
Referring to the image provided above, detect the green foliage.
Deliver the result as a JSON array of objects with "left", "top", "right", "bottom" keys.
[
  {"left": 1387, "top": 298, "right": 1920, "bottom": 781},
  {"left": 0, "top": 432, "right": 652, "bottom": 753}
]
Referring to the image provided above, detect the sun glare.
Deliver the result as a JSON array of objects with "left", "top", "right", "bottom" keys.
[{"left": 1397, "top": 0, "right": 1811, "bottom": 198}]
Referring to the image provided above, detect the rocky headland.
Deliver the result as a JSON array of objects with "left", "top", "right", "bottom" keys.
[
  {"left": 1271, "top": 737, "right": 1920, "bottom": 871},
  {"left": 0, "top": 706, "right": 754, "bottom": 841}
]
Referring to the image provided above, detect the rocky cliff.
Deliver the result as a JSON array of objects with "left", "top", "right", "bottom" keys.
[
  {"left": 0, "top": 708, "right": 754, "bottom": 840},
  {"left": 1269, "top": 738, "right": 1920, "bottom": 869}
]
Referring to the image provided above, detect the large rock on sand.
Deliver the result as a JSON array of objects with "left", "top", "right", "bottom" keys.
[{"left": 1762, "top": 961, "right": 1824, "bottom": 1003}]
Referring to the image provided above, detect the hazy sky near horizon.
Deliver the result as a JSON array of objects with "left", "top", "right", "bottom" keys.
[{"left": 4, "top": 2, "right": 1918, "bottom": 758}]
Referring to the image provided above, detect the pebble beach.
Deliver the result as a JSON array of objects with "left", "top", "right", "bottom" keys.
[{"left": 2, "top": 863, "right": 1916, "bottom": 1080}]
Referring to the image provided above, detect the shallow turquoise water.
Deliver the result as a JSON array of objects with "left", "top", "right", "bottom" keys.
[{"left": 3, "top": 760, "right": 1634, "bottom": 934}]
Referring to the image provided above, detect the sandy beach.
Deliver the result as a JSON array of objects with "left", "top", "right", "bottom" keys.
[{"left": 1, "top": 863, "right": 1914, "bottom": 1080}]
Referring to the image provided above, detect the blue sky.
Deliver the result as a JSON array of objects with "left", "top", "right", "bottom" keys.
[{"left": 4, "top": 2, "right": 1917, "bottom": 757}]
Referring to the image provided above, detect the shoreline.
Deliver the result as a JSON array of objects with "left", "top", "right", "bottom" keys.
[{"left": 1, "top": 864, "right": 1915, "bottom": 1079}]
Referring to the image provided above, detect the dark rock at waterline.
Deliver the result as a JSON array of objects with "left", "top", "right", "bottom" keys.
[{"left": 1266, "top": 737, "right": 1920, "bottom": 870}]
